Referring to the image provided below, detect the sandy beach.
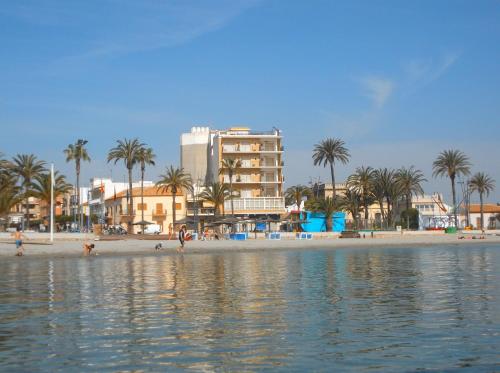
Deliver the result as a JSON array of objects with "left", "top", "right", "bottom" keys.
[{"left": 1, "top": 231, "right": 499, "bottom": 258}]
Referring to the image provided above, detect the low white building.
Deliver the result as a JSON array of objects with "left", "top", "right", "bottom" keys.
[
  {"left": 466, "top": 204, "right": 500, "bottom": 229},
  {"left": 88, "top": 178, "right": 153, "bottom": 222},
  {"left": 412, "top": 194, "right": 453, "bottom": 229}
]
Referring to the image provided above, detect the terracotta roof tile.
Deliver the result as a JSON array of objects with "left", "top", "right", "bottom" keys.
[{"left": 106, "top": 186, "right": 184, "bottom": 201}]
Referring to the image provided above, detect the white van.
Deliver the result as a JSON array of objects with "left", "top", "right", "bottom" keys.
[{"left": 140, "top": 224, "right": 162, "bottom": 235}]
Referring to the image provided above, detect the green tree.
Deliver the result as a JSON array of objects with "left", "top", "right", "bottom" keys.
[
  {"left": 156, "top": 166, "right": 192, "bottom": 227},
  {"left": 64, "top": 139, "right": 90, "bottom": 227},
  {"left": 0, "top": 159, "right": 21, "bottom": 223},
  {"left": 11, "top": 154, "right": 46, "bottom": 230},
  {"left": 373, "top": 168, "right": 400, "bottom": 228},
  {"left": 310, "top": 197, "right": 339, "bottom": 232},
  {"left": 396, "top": 166, "right": 426, "bottom": 229},
  {"left": 108, "top": 138, "right": 144, "bottom": 233},
  {"left": 433, "top": 149, "right": 471, "bottom": 227},
  {"left": 338, "top": 189, "right": 362, "bottom": 229},
  {"left": 312, "top": 138, "right": 350, "bottom": 198},
  {"left": 219, "top": 158, "right": 241, "bottom": 217},
  {"left": 468, "top": 172, "right": 495, "bottom": 229},
  {"left": 137, "top": 146, "right": 156, "bottom": 224},
  {"left": 32, "top": 171, "right": 72, "bottom": 219},
  {"left": 285, "top": 185, "right": 312, "bottom": 207},
  {"left": 347, "top": 166, "right": 375, "bottom": 221},
  {"left": 198, "top": 182, "right": 230, "bottom": 216}
]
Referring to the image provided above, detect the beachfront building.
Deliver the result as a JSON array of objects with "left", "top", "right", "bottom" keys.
[
  {"left": 103, "top": 186, "right": 186, "bottom": 234},
  {"left": 465, "top": 204, "right": 500, "bottom": 229},
  {"left": 412, "top": 194, "right": 453, "bottom": 229},
  {"left": 181, "top": 126, "right": 286, "bottom": 218},
  {"left": 8, "top": 196, "right": 42, "bottom": 227},
  {"left": 88, "top": 178, "right": 153, "bottom": 224}
]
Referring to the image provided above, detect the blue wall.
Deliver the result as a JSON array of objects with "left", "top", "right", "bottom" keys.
[{"left": 301, "top": 211, "right": 345, "bottom": 232}]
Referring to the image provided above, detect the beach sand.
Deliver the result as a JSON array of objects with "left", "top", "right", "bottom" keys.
[{"left": 1, "top": 232, "right": 499, "bottom": 259}]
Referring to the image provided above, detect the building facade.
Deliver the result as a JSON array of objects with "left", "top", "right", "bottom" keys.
[
  {"left": 181, "top": 126, "right": 286, "bottom": 217},
  {"left": 104, "top": 186, "right": 186, "bottom": 234}
]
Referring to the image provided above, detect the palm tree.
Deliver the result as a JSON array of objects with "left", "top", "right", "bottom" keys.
[
  {"left": 64, "top": 139, "right": 90, "bottom": 227},
  {"left": 108, "top": 138, "right": 144, "bottom": 233},
  {"left": 373, "top": 168, "right": 400, "bottom": 228},
  {"left": 0, "top": 157, "right": 21, "bottom": 223},
  {"left": 310, "top": 197, "right": 338, "bottom": 232},
  {"left": 11, "top": 154, "right": 46, "bottom": 230},
  {"left": 219, "top": 158, "right": 241, "bottom": 216},
  {"left": 312, "top": 138, "right": 350, "bottom": 198},
  {"left": 433, "top": 149, "right": 471, "bottom": 227},
  {"left": 468, "top": 172, "right": 495, "bottom": 229},
  {"left": 137, "top": 146, "right": 156, "bottom": 224},
  {"left": 32, "top": 171, "right": 72, "bottom": 219},
  {"left": 156, "top": 166, "right": 192, "bottom": 227},
  {"left": 285, "top": 185, "right": 312, "bottom": 208},
  {"left": 338, "top": 189, "right": 362, "bottom": 229},
  {"left": 396, "top": 166, "right": 427, "bottom": 229},
  {"left": 347, "top": 166, "right": 375, "bottom": 221},
  {"left": 198, "top": 182, "right": 230, "bottom": 216}
]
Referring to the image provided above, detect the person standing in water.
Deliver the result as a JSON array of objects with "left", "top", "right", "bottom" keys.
[
  {"left": 11, "top": 227, "right": 27, "bottom": 256},
  {"left": 177, "top": 225, "right": 187, "bottom": 253}
]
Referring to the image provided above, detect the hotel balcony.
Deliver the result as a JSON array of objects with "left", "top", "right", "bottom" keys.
[
  {"left": 151, "top": 209, "right": 167, "bottom": 221},
  {"left": 223, "top": 197, "right": 285, "bottom": 214},
  {"left": 186, "top": 207, "right": 216, "bottom": 216},
  {"left": 222, "top": 146, "right": 283, "bottom": 154}
]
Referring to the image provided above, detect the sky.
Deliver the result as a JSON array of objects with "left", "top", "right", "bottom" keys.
[{"left": 1, "top": 0, "right": 499, "bottom": 203}]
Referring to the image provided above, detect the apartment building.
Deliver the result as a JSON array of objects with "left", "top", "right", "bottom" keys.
[
  {"left": 181, "top": 126, "right": 286, "bottom": 217},
  {"left": 104, "top": 186, "right": 186, "bottom": 234}
]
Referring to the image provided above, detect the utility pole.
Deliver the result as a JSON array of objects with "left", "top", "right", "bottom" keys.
[{"left": 50, "top": 163, "right": 54, "bottom": 243}]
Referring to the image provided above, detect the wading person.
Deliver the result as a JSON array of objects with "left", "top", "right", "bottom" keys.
[
  {"left": 83, "top": 242, "right": 95, "bottom": 256},
  {"left": 177, "top": 225, "right": 187, "bottom": 253},
  {"left": 11, "top": 228, "right": 27, "bottom": 256}
]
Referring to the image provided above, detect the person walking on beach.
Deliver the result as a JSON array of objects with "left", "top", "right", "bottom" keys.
[
  {"left": 11, "top": 228, "right": 27, "bottom": 256},
  {"left": 177, "top": 225, "right": 187, "bottom": 253}
]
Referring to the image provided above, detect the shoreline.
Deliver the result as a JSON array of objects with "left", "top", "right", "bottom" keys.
[{"left": 1, "top": 234, "right": 499, "bottom": 259}]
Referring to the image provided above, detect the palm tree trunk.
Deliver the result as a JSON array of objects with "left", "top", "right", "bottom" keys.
[
  {"left": 364, "top": 196, "right": 369, "bottom": 220},
  {"left": 480, "top": 192, "right": 484, "bottom": 230},
  {"left": 76, "top": 161, "right": 80, "bottom": 228},
  {"left": 141, "top": 167, "right": 145, "bottom": 224},
  {"left": 330, "top": 162, "right": 336, "bottom": 198},
  {"left": 229, "top": 177, "right": 234, "bottom": 217},
  {"left": 25, "top": 187, "right": 30, "bottom": 231},
  {"left": 451, "top": 176, "right": 457, "bottom": 227},
  {"left": 378, "top": 199, "right": 386, "bottom": 228},
  {"left": 128, "top": 168, "right": 133, "bottom": 234},
  {"left": 172, "top": 192, "right": 177, "bottom": 228},
  {"left": 406, "top": 194, "right": 410, "bottom": 230},
  {"left": 326, "top": 214, "right": 332, "bottom": 232}
]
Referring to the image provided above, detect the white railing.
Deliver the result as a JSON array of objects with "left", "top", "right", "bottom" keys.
[{"left": 224, "top": 197, "right": 285, "bottom": 212}]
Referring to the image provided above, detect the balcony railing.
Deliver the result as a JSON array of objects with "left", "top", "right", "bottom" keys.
[
  {"left": 224, "top": 197, "right": 285, "bottom": 212},
  {"left": 186, "top": 207, "right": 216, "bottom": 216},
  {"left": 152, "top": 209, "right": 167, "bottom": 217}
]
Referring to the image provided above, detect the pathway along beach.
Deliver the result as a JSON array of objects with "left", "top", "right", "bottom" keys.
[{"left": 1, "top": 232, "right": 499, "bottom": 258}]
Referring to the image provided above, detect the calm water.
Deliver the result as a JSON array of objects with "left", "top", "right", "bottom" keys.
[{"left": 1, "top": 245, "right": 500, "bottom": 372}]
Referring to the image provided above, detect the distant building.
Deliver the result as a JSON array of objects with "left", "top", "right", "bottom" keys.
[
  {"left": 181, "top": 126, "right": 286, "bottom": 217},
  {"left": 104, "top": 185, "right": 186, "bottom": 234},
  {"left": 180, "top": 126, "right": 211, "bottom": 184},
  {"left": 412, "top": 194, "right": 453, "bottom": 229},
  {"left": 466, "top": 204, "right": 500, "bottom": 229},
  {"left": 88, "top": 178, "right": 153, "bottom": 222}
]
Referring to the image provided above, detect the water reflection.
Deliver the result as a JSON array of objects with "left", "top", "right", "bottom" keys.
[{"left": 0, "top": 245, "right": 499, "bottom": 371}]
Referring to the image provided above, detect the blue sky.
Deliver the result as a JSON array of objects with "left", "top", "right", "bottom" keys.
[{"left": 1, "top": 0, "right": 499, "bottom": 202}]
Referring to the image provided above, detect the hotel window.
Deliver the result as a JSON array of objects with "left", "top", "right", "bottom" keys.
[
  {"left": 138, "top": 203, "right": 147, "bottom": 211},
  {"left": 175, "top": 203, "right": 182, "bottom": 210},
  {"left": 156, "top": 203, "right": 163, "bottom": 214}
]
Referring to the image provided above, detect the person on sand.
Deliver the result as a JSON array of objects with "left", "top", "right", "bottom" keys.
[
  {"left": 177, "top": 225, "right": 187, "bottom": 253},
  {"left": 11, "top": 227, "right": 27, "bottom": 256},
  {"left": 83, "top": 242, "right": 96, "bottom": 256}
]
